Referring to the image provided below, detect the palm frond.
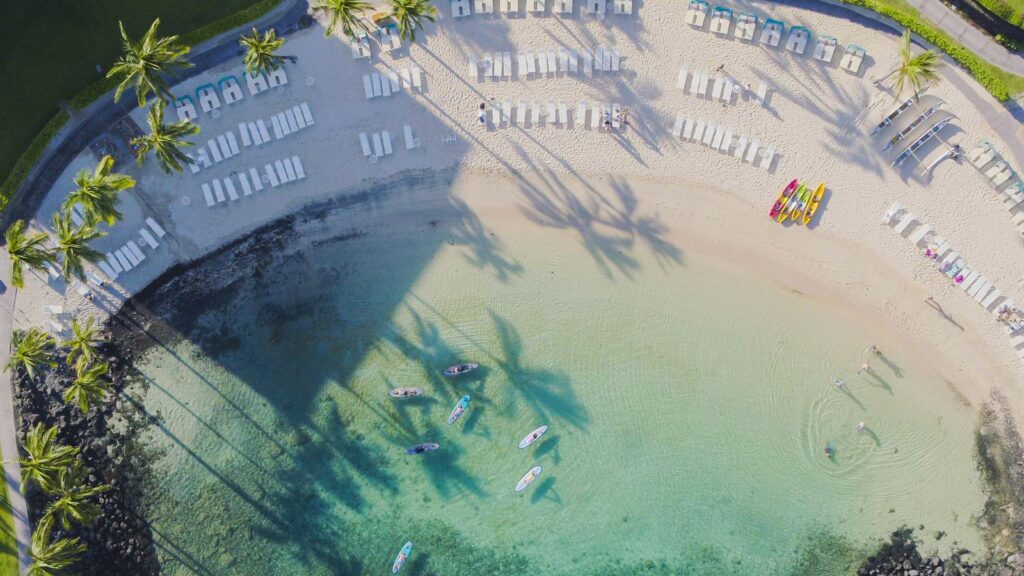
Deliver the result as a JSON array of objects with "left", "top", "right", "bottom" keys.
[
  {"left": 388, "top": 0, "right": 437, "bottom": 42},
  {"left": 314, "top": 0, "right": 373, "bottom": 38},
  {"left": 62, "top": 317, "right": 103, "bottom": 368},
  {"left": 6, "top": 328, "right": 56, "bottom": 381},
  {"left": 63, "top": 360, "right": 111, "bottom": 414},
  {"left": 240, "top": 28, "right": 286, "bottom": 76},
  {"left": 43, "top": 462, "right": 111, "bottom": 530},
  {"left": 106, "top": 19, "right": 193, "bottom": 106},
  {"left": 18, "top": 423, "right": 78, "bottom": 494},
  {"left": 51, "top": 212, "right": 105, "bottom": 283},
  {"left": 29, "top": 516, "right": 87, "bottom": 576},
  {"left": 62, "top": 155, "right": 135, "bottom": 226},
  {"left": 5, "top": 220, "right": 55, "bottom": 289},
  {"left": 133, "top": 99, "right": 200, "bottom": 174}
]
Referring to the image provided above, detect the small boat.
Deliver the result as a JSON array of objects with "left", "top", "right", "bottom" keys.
[
  {"left": 405, "top": 442, "right": 440, "bottom": 455},
  {"left": 780, "top": 182, "right": 807, "bottom": 223},
  {"left": 790, "top": 183, "right": 814, "bottom": 223},
  {"left": 447, "top": 395, "right": 471, "bottom": 425},
  {"left": 768, "top": 179, "right": 799, "bottom": 220},
  {"left": 392, "top": 541, "right": 412, "bottom": 573},
  {"left": 802, "top": 183, "right": 826, "bottom": 225},
  {"left": 518, "top": 425, "right": 549, "bottom": 449},
  {"left": 443, "top": 363, "right": 479, "bottom": 377},
  {"left": 515, "top": 466, "right": 542, "bottom": 493},
  {"left": 871, "top": 97, "right": 915, "bottom": 136},
  {"left": 389, "top": 387, "right": 425, "bottom": 399}
]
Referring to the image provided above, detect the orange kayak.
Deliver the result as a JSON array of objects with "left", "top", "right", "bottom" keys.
[{"left": 802, "top": 183, "right": 826, "bottom": 226}]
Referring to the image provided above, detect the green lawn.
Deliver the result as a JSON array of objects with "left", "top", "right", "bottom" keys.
[
  {"left": 0, "top": 445, "right": 18, "bottom": 576},
  {"left": 975, "top": 0, "right": 1024, "bottom": 27},
  {"left": 0, "top": 1, "right": 272, "bottom": 195}
]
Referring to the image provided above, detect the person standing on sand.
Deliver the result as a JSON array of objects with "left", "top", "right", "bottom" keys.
[
  {"left": 478, "top": 102, "right": 487, "bottom": 126},
  {"left": 869, "top": 345, "right": 881, "bottom": 357},
  {"left": 858, "top": 363, "right": 871, "bottom": 375}
]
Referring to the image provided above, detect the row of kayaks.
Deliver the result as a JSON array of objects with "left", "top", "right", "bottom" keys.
[{"left": 768, "top": 179, "right": 826, "bottom": 225}]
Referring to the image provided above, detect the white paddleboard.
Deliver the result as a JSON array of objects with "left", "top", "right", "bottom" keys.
[
  {"left": 518, "top": 425, "right": 548, "bottom": 449},
  {"left": 515, "top": 466, "right": 542, "bottom": 493}
]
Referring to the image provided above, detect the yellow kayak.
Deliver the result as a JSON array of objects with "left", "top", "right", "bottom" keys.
[
  {"left": 788, "top": 184, "right": 813, "bottom": 223},
  {"left": 778, "top": 182, "right": 806, "bottom": 223},
  {"left": 802, "top": 183, "right": 826, "bottom": 226}
]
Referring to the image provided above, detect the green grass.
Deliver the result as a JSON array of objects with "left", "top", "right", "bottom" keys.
[
  {"left": 975, "top": 0, "right": 1024, "bottom": 27},
  {"left": 0, "top": 0, "right": 281, "bottom": 214},
  {"left": 843, "top": 0, "right": 1024, "bottom": 99},
  {"left": 0, "top": 444, "right": 19, "bottom": 576}
]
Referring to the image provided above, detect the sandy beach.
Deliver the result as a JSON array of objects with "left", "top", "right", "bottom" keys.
[{"left": 15, "top": 0, "right": 1024, "bottom": 423}]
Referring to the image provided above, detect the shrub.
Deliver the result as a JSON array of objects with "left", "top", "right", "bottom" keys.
[
  {"left": 976, "top": 0, "right": 1018, "bottom": 24},
  {"left": 841, "top": 0, "right": 1014, "bottom": 100},
  {"left": 0, "top": 111, "right": 69, "bottom": 213}
]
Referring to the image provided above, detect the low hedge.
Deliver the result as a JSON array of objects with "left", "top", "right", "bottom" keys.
[
  {"left": 976, "top": 0, "right": 1020, "bottom": 25},
  {"left": 0, "top": 110, "right": 69, "bottom": 214},
  {"left": 2, "top": 0, "right": 283, "bottom": 216},
  {"left": 841, "top": 0, "right": 1014, "bottom": 101}
]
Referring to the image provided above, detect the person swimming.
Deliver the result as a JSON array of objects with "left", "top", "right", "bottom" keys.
[
  {"left": 856, "top": 421, "right": 866, "bottom": 432},
  {"left": 825, "top": 445, "right": 834, "bottom": 458}
]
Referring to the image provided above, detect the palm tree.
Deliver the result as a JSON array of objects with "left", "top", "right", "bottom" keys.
[
  {"left": 313, "top": 0, "right": 373, "bottom": 38},
  {"left": 51, "top": 212, "right": 105, "bottom": 283},
  {"left": 388, "top": 0, "right": 438, "bottom": 42},
  {"left": 107, "top": 18, "right": 193, "bottom": 106},
  {"left": 131, "top": 99, "right": 200, "bottom": 174},
  {"left": 6, "top": 328, "right": 56, "bottom": 381},
  {"left": 62, "top": 155, "right": 135, "bottom": 227},
  {"left": 893, "top": 30, "right": 942, "bottom": 102},
  {"left": 43, "top": 462, "right": 111, "bottom": 530},
  {"left": 240, "top": 28, "right": 293, "bottom": 77},
  {"left": 5, "top": 220, "right": 55, "bottom": 289},
  {"left": 28, "top": 516, "right": 87, "bottom": 576},
  {"left": 63, "top": 360, "right": 111, "bottom": 414},
  {"left": 17, "top": 423, "right": 79, "bottom": 494},
  {"left": 62, "top": 317, "right": 103, "bottom": 368}
]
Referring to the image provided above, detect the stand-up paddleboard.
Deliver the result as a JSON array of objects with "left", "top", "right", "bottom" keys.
[
  {"left": 515, "top": 466, "right": 542, "bottom": 493},
  {"left": 392, "top": 541, "right": 412, "bottom": 573},
  {"left": 448, "top": 395, "right": 471, "bottom": 425},
  {"left": 405, "top": 442, "right": 440, "bottom": 455},
  {"left": 389, "top": 387, "right": 424, "bottom": 398},
  {"left": 518, "top": 425, "right": 548, "bottom": 449},
  {"left": 444, "top": 363, "right": 478, "bottom": 377}
]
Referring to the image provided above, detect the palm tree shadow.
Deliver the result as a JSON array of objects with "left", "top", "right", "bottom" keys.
[
  {"left": 487, "top": 310, "right": 589, "bottom": 430},
  {"left": 530, "top": 476, "right": 561, "bottom": 505},
  {"left": 461, "top": 403, "right": 490, "bottom": 438}
]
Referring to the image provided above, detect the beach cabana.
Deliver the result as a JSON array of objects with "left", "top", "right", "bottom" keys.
[
  {"left": 710, "top": 6, "right": 733, "bottom": 35},
  {"left": 174, "top": 96, "right": 197, "bottom": 123},
  {"left": 614, "top": 0, "right": 633, "bottom": 14},
  {"left": 528, "top": 0, "right": 545, "bottom": 13},
  {"left": 218, "top": 76, "right": 244, "bottom": 104},
  {"left": 197, "top": 84, "right": 221, "bottom": 113},
  {"left": 759, "top": 18, "right": 784, "bottom": 47},
  {"left": 475, "top": 0, "right": 494, "bottom": 13},
  {"left": 785, "top": 25, "right": 811, "bottom": 54},
  {"left": 734, "top": 12, "right": 757, "bottom": 41},
  {"left": 501, "top": 0, "right": 520, "bottom": 14},
  {"left": 839, "top": 44, "right": 866, "bottom": 74},
  {"left": 586, "top": 0, "right": 605, "bottom": 18},
  {"left": 813, "top": 34, "right": 838, "bottom": 63},
  {"left": 452, "top": 0, "right": 471, "bottom": 17},
  {"left": 554, "top": 0, "right": 572, "bottom": 13},
  {"left": 685, "top": 0, "right": 709, "bottom": 28}
]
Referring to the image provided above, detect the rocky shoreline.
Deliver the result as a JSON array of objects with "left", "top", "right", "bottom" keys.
[{"left": 12, "top": 341, "right": 161, "bottom": 575}]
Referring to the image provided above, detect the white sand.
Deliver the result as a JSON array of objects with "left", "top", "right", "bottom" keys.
[{"left": 14, "top": 0, "right": 1024, "bottom": 418}]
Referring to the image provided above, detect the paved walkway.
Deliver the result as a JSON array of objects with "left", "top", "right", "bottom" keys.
[
  {"left": 0, "top": 2, "right": 307, "bottom": 574},
  {"left": 904, "top": 0, "right": 1024, "bottom": 76}
]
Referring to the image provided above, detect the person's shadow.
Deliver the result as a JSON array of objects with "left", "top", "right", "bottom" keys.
[{"left": 925, "top": 298, "right": 964, "bottom": 331}]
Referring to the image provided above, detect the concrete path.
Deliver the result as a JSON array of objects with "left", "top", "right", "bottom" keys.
[
  {"left": 0, "top": 2, "right": 307, "bottom": 574},
  {"left": 904, "top": 0, "right": 1024, "bottom": 76}
]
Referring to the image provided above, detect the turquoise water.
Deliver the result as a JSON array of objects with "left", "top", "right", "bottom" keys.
[{"left": 130, "top": 193, "right": 985, "bottom": 575}]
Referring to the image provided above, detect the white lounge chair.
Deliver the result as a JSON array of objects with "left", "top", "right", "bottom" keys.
[
  {"left": 558, "top": 101, "right": 568, "bottom": 126},
  {"left": 517, "top": 101, "right": 528, "bottom": 124},
  {"left": 613, "top": 0, "right": 632, "bottom": 14},
  {"left": 734, "top": 134, "right": 747, "bottom": 158},
  {"left": 350, "top": 34, "right": 371, "bottom": 59},
  {"left": 359, "top": 133, "right": 374, "bottom": 160},
  {"left": 672, "top": 113, "right": 684, "bottom": 139},
  {"left": 683, "top": 117, "right": 695, "bottom": 140},
  {"left": 198, "top": 85, "right": 221, "bottom": 113},
  {"left": 710, "top": 7, "right": 732, "bottom": 35},
  {"left": 813, "top": 35, "right": 838, "bottom": 63},
  {"left": 245, "top": 72, "right": 269, "bottom": 95},
  {"left": 292, "top": 156, "right": 306, "bottom": 179},
  {"left": 220, "top": 77, "right": 244, "bottom": 104},
  {"left": 268, "top": 67, "right": 288, "bottom": 88},
  {"left": 555, "top": 0, "right": 572, "bottom": 14},
  {"left": 405, "top": 125, "right": 420, "bottom": 149},
  {"left": 759, "top": 145, "right": 775, "bottom": 171},
  {"left": 677, "top": 67, "right": 689, "bottom": 91},
  {"left": 174, "top": 97, "right": 197, "bottom": 123},
  {"left": 586, "top": 0, "right": 605, "bottom": 18},
  {"left": 734, "top": 13, "right": 756, "bottom": 41},
  {"left": 839, "top": 44, "right": 866, "bottom": 74},
  {"left": 476, "top": 0, "right": 494, "bottom": 13},
  {"left": 745, "top": 139, "right": 760, "bottom": 163}
]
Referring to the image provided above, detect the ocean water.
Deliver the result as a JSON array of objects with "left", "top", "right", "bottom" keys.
[{"left": 129, "top": 192, "right": 986, "bottom": 575}]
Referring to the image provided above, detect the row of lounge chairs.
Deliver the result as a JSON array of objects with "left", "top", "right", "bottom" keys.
[
  {"left": 349, "top": 22, "right": 404, "bottom": 59},
  {"left": 684, "top": 1, "right": 866, "bottom": 73},
  {"left": 362, "top": 66, "right": 425, "bottom": 98},
  {"left": 175, "top": 68, "right": 289, "bottom": 122},
  {"left": 483, "top": 99, "right": 621, "bottom": 128},
  {"left": 200, "top": 157, "right": 306, "bottom": 207},
  {"left": 359, "top": 125, "right": 422, "bottom": 162},
  {"left": 450, "top": 0, "right": 630, "bottom": 19},
  {"left": 188, "top": 102, "right": 315, "bottom": 174},
  {"left": 677, "top": 67, "right": 770, "bottom": 107},
  {"left": 470, "top": 46, "right": 620, "bottom": 81},
  {"left": 96, "top": 217, "right": 168, "bottom": 281},
  {"left": 671, "top": 112, "right": 776, "bottom": 171},
  {"left": 967, "top": 141, "right": 1024, "bottom": 235},
  {"left": 884, "top": 202, "right": 1024, "bottom": 361}
]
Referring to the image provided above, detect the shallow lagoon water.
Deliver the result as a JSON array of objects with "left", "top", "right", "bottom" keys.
[{"left": 131, "top": 197, "right": 986, "bottom": 575}]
